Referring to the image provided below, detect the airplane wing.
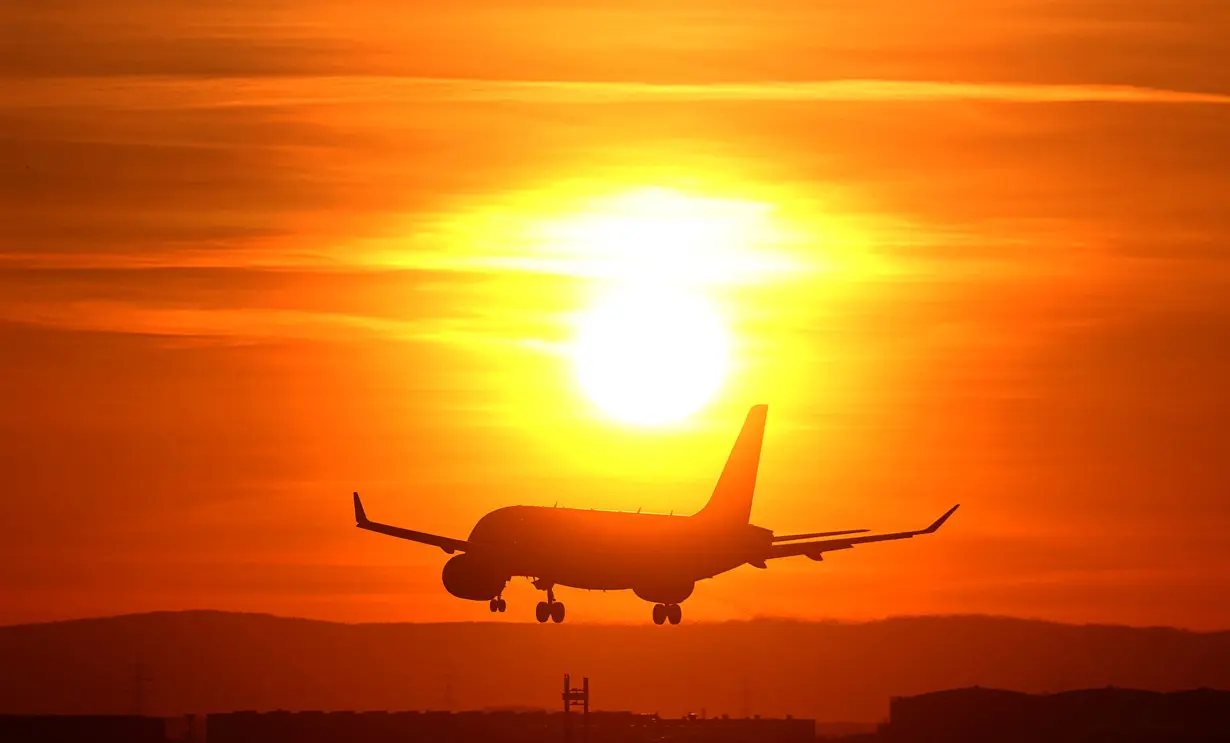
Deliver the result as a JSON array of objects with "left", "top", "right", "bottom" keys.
[
  {"left": 772, "top": 528, "right": 869, "bottom": 542},
  {"left": 352, "top": 492, "right": 469, "bottom": 554},
  {"left": 765, "top": 504, "right": 959, "bottom": 561}
]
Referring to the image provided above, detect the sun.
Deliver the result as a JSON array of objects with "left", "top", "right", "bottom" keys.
[
  {"left": 536, "top": 186, "right": 793, "bottom": 425},
  {"left": 572, "top": 286, "right": 729, "bottom": 426}
]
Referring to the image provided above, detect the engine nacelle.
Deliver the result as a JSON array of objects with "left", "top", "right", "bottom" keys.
[
  {"left": 633, "top": 580, "right": 695, "bottom": 605},
  {"left": 441, "top": 554, "right": 506, "bottom": 601}
]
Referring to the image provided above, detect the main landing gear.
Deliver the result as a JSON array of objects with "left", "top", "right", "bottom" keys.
[
  {"left": 534, "top": 585, "right": 565, "bottom": 623},
  {"left": 652, "top": 603, "right": 682, "bottom": 625},
  {"left": 488, "top": 596, "right": 507, "bottom": 613}
]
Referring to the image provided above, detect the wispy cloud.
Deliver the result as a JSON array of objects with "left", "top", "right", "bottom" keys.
[
  {"left": 7, "top": 76, "right": 1230, "bottom": 110},
  {"left": 0, "top": 298, "right": 533, "bottom": 348},
  {"left": 413, "top": 78, "right": 1230, "bottom": 106}
]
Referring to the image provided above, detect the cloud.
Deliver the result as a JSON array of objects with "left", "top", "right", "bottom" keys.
[
  {"left": 0, "top": 298, "right": 559, "bottom": 353},
  {"left": 408, "top": 78, "right": 1230, "bottom": 106},
  {"left": 6, "top": 0, "right": 1229, "bottom": 96},
  {"left": 0, "top": 265, "right": 578, "bottom": 351},
  {"left": 9, "top": 76, "right": 1230, "bottom": 110},
  {"left": 0, "top": 299, "right": 416, "bottom": 342}
]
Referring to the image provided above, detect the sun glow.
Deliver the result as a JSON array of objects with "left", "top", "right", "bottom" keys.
[
  {"left": 386, "top": 181, "right": 831, "bottom": 429},
  {"left": 572, "top": 286, "right": 730, "bottom": 426},
  {"left": 532, "top": 187, "right": 795, "bottom": 286},
  {"left": 559, "top": 187, "right": 771, "bottom": 426}
]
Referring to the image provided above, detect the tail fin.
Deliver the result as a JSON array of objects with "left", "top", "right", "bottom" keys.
[{"left": 693, "top": 405, "right": 768, "bottom": 524}]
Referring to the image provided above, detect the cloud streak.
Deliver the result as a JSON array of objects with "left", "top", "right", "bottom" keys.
[
  {"left": 0, "top": 298, "right": 529, "bottom": 349},
  {"left": 7, "top": 76, "right": 1230, "bottom": 110},
  {"left": 421, "top": 78, "right": 1230, "bottom": 106}
]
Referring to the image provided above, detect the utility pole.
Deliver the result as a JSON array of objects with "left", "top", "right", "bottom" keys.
[
  {"left": 132, "top": 660, "right": 152, "bottom": 716},
  {"left": 562, "top": 674, "right": 590, "bottom": 743}
]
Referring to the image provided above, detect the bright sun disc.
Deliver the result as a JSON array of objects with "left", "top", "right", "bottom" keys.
[{"left": 573, "top": 288, "right": 729, "bottom": 425}]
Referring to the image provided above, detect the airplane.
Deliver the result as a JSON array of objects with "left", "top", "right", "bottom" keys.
[{"left": 352, "top": 404, "right": 959, "bottom": 625}]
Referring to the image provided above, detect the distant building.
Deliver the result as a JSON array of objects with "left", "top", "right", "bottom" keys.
[
  {"left": 0, "top": 714, "right": 167, "bottom": 743},
  {"left": 205, "top": 709, "right": 815, "bottom": 743},
  {"left": 880, "top": 687, "right": 1230, "bottom": 742}
]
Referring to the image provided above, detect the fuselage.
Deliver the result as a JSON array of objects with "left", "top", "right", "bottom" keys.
[{"left": 458, "top": 505, "right": 772, "bottom": 602}]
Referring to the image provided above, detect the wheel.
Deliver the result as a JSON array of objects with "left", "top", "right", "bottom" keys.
[
  {"left": 550, "top": 602, "right": 566, "bottom": 623},
  {"left": 535, "top": 601, "right": 550, "bottom": 623},
  {"left": 489, "top": 599, "right": 499, "bottom": 613},
  {"left": 497, "top": 598, "right": 507, "bottom": 613},
  {"left": 667, "top": 604, "right": 682, "bottom": 625},
  {"left": 652, "top": 604, "right": 667, "bottom": 625}
]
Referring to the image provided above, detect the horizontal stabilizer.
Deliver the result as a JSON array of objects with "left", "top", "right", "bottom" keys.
[
  {"left": 772, "top": 528, "right": 869, "bottom": 542},
  {"left": 352, "top": 492, "right": 469, "bottom": 554}
]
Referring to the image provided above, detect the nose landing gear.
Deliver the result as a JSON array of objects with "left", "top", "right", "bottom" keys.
[
  {"left": 652, "top": 603, "right": 682, "bottom": 625},
  {"left": 488, "top": 596, "right": 507, "bottom": 613}
]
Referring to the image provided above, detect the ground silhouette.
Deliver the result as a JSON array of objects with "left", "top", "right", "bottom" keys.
[{"left": 1, "top": 612, "right": 1227, "bottom": 721}]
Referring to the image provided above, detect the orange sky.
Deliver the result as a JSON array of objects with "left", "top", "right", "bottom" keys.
[{"left": 2, "top": 0, "right": 1230, "bottom": 629}]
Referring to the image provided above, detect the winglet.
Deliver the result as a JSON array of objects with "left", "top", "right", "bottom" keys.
[
  {"left": 921, "top": 504, "right": 960, "bottom": 534},
  {"left": 353, "top": 492, "right": 368, "bottom": 525}
]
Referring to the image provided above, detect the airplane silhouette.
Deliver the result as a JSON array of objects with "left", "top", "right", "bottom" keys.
[{"left": 352, "top": 405, "right": 959, "bottom": 624}]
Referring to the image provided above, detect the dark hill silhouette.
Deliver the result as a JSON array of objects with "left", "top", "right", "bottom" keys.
[{"left": 1, "top": 612, "right": 1227, "bottom": 722}]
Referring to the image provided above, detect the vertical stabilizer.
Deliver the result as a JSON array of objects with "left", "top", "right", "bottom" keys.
[{"left": 693, "top": 405, "right": 768, "bottom": 524}]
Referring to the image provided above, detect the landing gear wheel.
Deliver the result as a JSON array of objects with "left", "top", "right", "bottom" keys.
[
  {"left": 667, "top": 604, "right": 682, "bottom": 625},
  {"left": 535, "top": 601, "right": 550, "bottom": 623},
  {"left": 550, "top": 602, "right": 566, "bottom": 623},
  {"left": 496, "top": 598, "right": 507, "bottom": 613},
  {"left": 489, "top": 599, "right": 499, "bottom": 613},
  {"left": 652, "top": 604, "right": 667, "bottom": 625}
]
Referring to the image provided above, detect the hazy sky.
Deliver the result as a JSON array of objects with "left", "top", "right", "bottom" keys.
[{"left": 2, "top": 0, "right": 1229, "bottom": 628}]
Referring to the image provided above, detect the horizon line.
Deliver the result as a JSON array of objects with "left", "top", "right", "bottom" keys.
[{"left": 4, "top": 608, "right": 1226, "bottom": 634}]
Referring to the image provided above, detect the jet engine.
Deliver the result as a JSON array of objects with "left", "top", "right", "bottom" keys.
[
  {"left": 633, "top": 580, "right": 695, "bottom": 605},
  {"left": 441, "top": 554, "right": 506, "bottom": 601}
]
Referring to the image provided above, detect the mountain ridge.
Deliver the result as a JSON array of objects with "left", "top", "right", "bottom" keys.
[
  {"left": 2, "top": 611, "right": 1228, "bottom": 722},
  {"left": 9, "top": 609, "right": 1227, "bottom": 633}
]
